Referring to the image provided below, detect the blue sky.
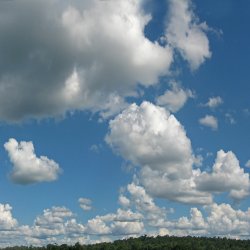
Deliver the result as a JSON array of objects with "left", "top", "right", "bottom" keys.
[{"left": 0, "top": 0, "right": 250, "bottom": 246}]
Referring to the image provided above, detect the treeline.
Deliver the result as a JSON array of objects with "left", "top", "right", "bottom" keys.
[{"left": 2, "top": 235, "right": 250, "bottom": 250}]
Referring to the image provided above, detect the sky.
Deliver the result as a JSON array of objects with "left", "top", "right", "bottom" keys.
[{"left": 0, "top": 0, "right": 250, "bottom": 246}]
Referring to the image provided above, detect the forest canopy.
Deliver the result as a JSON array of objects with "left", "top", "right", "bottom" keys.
[{"left": 2, "top": 235, "right": 250, "bottom": 250}]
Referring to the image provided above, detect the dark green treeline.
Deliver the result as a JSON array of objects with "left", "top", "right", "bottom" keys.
[{"left": 2, "top": 235, "right": 250, "bottom": 250}]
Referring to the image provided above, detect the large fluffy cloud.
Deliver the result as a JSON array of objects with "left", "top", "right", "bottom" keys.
[
  {"left": 0, "top": 0, "right": 213, "bottom": 122},
  {"left": 165, "top": 0, "right": 211, "bottom": 70},
  {"left": 106, "top": 102, "right": 212, "bottom": 204},
  {"left": 106, "top": 101, "right": 194, "bottom": 179},
  {"left": 0, "top": 0, "right": 173, "bottom": 122},
  {"left": 196, "top": 150, "right": 250, "bottom": 200},
  {"left": 4, "top": 138, "right": 61, "bottom": 184},
  {"left": 106, "top": 102, "right": 250, "bottom": 204}
]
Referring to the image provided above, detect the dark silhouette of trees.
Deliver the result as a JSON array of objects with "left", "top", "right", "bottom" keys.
[{"left": 2, "top": 235, "right": 250, "bottom": 250}]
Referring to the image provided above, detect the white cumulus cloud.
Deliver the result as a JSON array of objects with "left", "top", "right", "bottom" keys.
[
  {"left": 106, "top": 102, "right": 250, "bottom": 204},
  {"left": 173, "top": 207, "right": 207, "bottom": 233},
  {"left": 126, "top": 182, "right": 167, "bottom": 227},
  {"left": 118, "top": 195, "right": 131, "bottom": 208},
  {"left": 205, "top": 96, "right": 223, "bottom": 109},
  {"left": 199, "top": 115, "right": 218, "bottom": 130},
  {"left": 30, "top": 206, "right": 85, "bottom": 245},
  {"left": 111, "top": 221, "right": 144, "bottom": 236},
  {"left": 0, "top": 204, "right": 18, "bottom": 230},
  {"left": 205, "top": 203, "right": 250, "bottom": 237},
  {"left": 34, "top": 206, "right": 74, "bottom": 228},
  {"left": 85, "top": 217, "right": 111, "bottom": 235},
  {"left": 85, "top": 208, "right": 143, "bottom": 236},
  {"left": 156, "top": 82, "right": 194, "bottom": 112},
  {"left": 0, "top": 200, "right": 249, "bottom": 246},
  {"left": 0, "top": 0, "right": 213, "bottom": 122},
  {"left": 0, "top": 0, "right": 173, "bottom": 122},
  {"left": 164, "top": 203, "right": 250, "bottom": 238},
  {"left": 106, "top": 102, "right": 194, "bottom": 179},
  {"left": 196, "top": 150, "right": 250, "bottom": 200},
  {"left": 4, "top": 138, "right": 61, "bottom": 184},
  {"left": 165, "top": 0, "right": 211, "bottom": 70},
  {"left": 106, "top": 102, "right": 212, "bottom": 205}
]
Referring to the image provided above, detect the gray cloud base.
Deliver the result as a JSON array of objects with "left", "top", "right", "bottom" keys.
[
  {"left": 0, "top": 0, "right": 173, "bottom": 122},
  {"left": 0, "top": 0, "right": 211, "bottom": 122}
]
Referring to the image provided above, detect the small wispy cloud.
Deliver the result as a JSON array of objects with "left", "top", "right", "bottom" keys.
[
  {"left": 156, "top": 82, "right": 194, "bottom": 112},
  {"left": 199, "top": 115, "right": 218, "bottom": 130},
  {"left": 79, "top": 198, "right": 93, "bottom": 211},
  {"left": 245, "top": 160, "right": 250, "bottom": 168},
  {"left": 225, "top": 113, "right": 236, "bottom": 124},
  {"left": 204, "top": 96, "right": 223, "bottom": 109}
]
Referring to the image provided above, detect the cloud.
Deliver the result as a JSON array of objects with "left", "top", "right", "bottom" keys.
[
  {"left": 199, "top": 115, "right": 218, "bottom": 130},
  {"left": 0, "top": 204, "right": 25, "bottom": 248},
  {"left": 85, "top": 217, "right": 111, "bottom": 235},
  {"left": 173, "top": 207, "right": 207, "bottom": 233},
  {"left": 196, "top": 150, "right": 250, "bottom": 200},
  {"left": 113, "top": 208, "right": 143, "bottom": 222},
  {"left": 106, "top": 102, "right": 212, "bottom": 205},
  {"left": 0, "top": 204, "right": 85, "bottom": 247},
  {"left": 165, "top": 0, "right": 211, "bottom": 70},
  {"left": 156, "top": 82, "right": 194, "bottom": 112},
  {"left": 205, "top": 96, "right": 223, "bottom": 108},
  {"left": 125, "top": 182, "right": 167, "bottom": 227},
  {"left": 118, "top": 195, "right": 131, "bottom": 208},
  {"left": 30, "top": 206, "right": 86, "bottom": 245},
  {"left": 164, "top": 203, "right": 250, "bottom": 238},
  {"left": 0, "top": 0, "right": 213, "bottom": 122},
  {"left": 140, "top": 167, "right": 212, "bottom": 205},
  {"left": 107, "top": 102, "right": 250, "bottom": 204},
  {"left": 4, "top": 138, "right": 61, "bottom": 184},
  {"left": 245, "top": 160, "right": 250, "bottom": 168},
  {"left": 111, "top": 221, "right": 144, "bottom": 236},
  {"left": 106, "top": 102, "right": 194, "bottom": 179},
  {"left": 79, "top": 198, "right": 92, "bottom": 211},
  {"left": 204, "top": 203, "right": 250, "bottom": 237},
  {"left": 0, "top": 200, "right": 249, "bottom": 246},
  {"left": 225, "top": 113, "right": 236, "bottom": 125},
  {"left": 85, "top": 208, "right": 143, "bottom": 236},
  {"left": 0, "top": 204, "right": 18, "bottom": 230},
  {"left": 34, "top": 206, "right": 74, "bottom": 227},
  {"left": 0, "top": 0, "right": 173, "bottom": 122}
]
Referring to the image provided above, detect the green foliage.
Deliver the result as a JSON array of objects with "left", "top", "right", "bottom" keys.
[{"left": 2, "top": 235, "right": 250, "bottom": 250}]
